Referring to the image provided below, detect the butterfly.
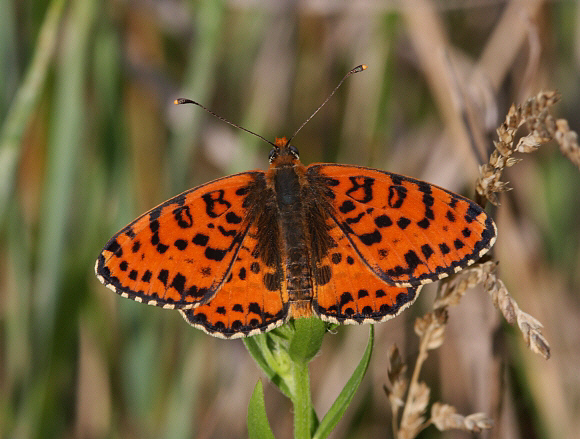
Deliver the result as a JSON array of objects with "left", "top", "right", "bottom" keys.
[{"left": 95, "top": 67, "right": 496, "bottom": 339}]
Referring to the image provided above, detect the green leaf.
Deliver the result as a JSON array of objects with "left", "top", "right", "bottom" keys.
[
  {"left": 243, "top": 332, "right": 293, "bottom": 398},
  {"left": 289, "top": 318, "right": 327, "bottom": 364},
  {"left": 313, "top": 326, "right": 374, "bottom": 439},
  {"left": 243, "top": 336, "right": 277, "bottom": 379},
  {"left": 248, "top": 380, "right": 276, "bottom": 439}
]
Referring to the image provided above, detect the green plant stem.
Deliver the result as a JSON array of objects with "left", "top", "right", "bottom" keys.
[{"left": 291, "top": 360, "right": 312, "bottom": 439}]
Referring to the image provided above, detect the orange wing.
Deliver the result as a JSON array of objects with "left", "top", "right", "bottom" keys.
[
  {"left": 95, "top": 172, "right": 266, "bottom": 309},
  {"left": 311, "top": 217, "right": 420, "bottom": 323},
  {"left": 307, "top": 164, "right": 496, "bottom": 287},
  {"left": 180, "top": 223, "right": 288, "bottom": 338}
]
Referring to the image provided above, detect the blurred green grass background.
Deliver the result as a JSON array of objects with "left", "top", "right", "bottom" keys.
[{"left": 1, "top": 1, "right": 579, "bottom": 438}]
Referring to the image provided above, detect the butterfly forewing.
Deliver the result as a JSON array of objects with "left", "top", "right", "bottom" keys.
[
  {"left": 96, "top": 172, "right": 264, "bottom": 308},
  {"left": 307, "top": 164, "right": 496, "bottom": 287}
]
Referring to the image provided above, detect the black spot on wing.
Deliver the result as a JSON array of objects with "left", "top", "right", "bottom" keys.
[
  {"left": 397, "top": 217, "right": 411, "bottom": 230},
  {"left": 390, "top": 174, "right": 403, "bottom": 185},
  {"left": 158, "top": 269, "right": 169, "bottom": 286},
  {"left": 404, "top": 250, "right": 422, "bottom": 273},
  {"left": 417, "top": 218, "right": 430, "bottom": 229},
  {"left": 235, "top": 186, "right": 251, "bottom": 196},
  {"left": 218, "top": 225, "right": 237, "bottom": 237},
  {"left": 205, "top": 247, "right": 227, "bottom": 261},
  {"left": 193, "top": 233, "right": 209, "bottom": 246},
  {"left": 315, "top": 265, "right": 332, "bottom": 285},
  {"left": 171, "top": 273, "right": 186, "bottom": 294},
  {"left": 375, "top": 214, "right": 392, "bottom": 228},
  {"left": 358, "top": 230, "right": 382, "bottom": 246},
  {"left": 340, "top": 292, "right": 354, "bottom": 306},
  {"left": 250, "top": 262, "right": 260, "bottom": 274},
  {"left": 248, "top": 302, "right": 262, "bottom": 315},
  {"left": 421, "top": 244, "right": 434, "bottom": 260},
  {"left": 173, "top": 205, "right": 193, "bottom": 228},
  {"left": 106, "top": 239, "right": 122, "bottom": 257},
  {"left": 345, "top": 211, "right": 365, "bottom": 225},
  {"left": 263, "top": 272, "right": 280, "bottom": 292},
  {"left": 225, "top": 211, "right": 242, "bottom": 224},
  {"left": 388, "top": 185, "right": 407, "bottom": 209},
  {"left": 174, "top": 239, "right": 188, "bottom": 250},
  {"left": 339, "top": 200, "right": 356, "bottom": 214},
  {"left": 345, "top": 176, "right": 374, "bottom": 203},
  {"left": 465, "top": 205, "right": 480, "bottom": 223},
  {"left": 185, "top": 285, "right": 207, "bottom": 299},
  {"left": 142, "top": 270, "right": 152, "bottom": 282},
  {"left": 156, "top": 243, "right": 169, "bottom": 254},
  {"left": 357, "top": 289, "right": 369, "bottom": 299}
]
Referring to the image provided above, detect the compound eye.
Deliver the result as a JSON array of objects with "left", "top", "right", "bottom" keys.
[
  {"left": 288, "top": 144, "right": 299, "bottom": 159},
  {"left": 268, "top": 148, "right": 278, "bottom": 163}
]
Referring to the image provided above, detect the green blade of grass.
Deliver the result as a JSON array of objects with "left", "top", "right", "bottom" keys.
[
  {"left": 33, "top": 0, "right": 96, "bottom": 351},
  {"left": 0, "top": 0, "right": 67, "bottom": 224},
  {"left": 248, "top": 380, "right": 276, "bottom": 439},
  {"left": 313, "top": 325, "right": 374, "bottom": 439},
  {"left": 168, "top": 0, "right": 225, "bottom": 192}
]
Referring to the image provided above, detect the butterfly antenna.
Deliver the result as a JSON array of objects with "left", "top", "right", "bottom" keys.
[
  {"left": 174, "top": 98, "right": 277, "bottom": 148},
  {"left": 285, "top": 64, "right": 367, "bottom": 146}
]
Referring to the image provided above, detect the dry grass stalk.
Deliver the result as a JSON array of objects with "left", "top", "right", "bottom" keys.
[
  {"left": 386, "top": 264, "right": 496, "bottom": 438},
  {"left": 476, "top": 90, "right": 580, "bottom": 206},
  {"left": 431, "top": 402, "right": 494, "bottom": 432},
  {"left": 398, "top": 382, "right": 430, "bottom": 439},
  {"left": 555, "top": 118, "right": 580, "bottom": 168},
  {"left": 434, "top": 260, "right": 550, "bottom": 359},
  {"left": 384, "top": 344, "right": 408, "bottom": 438},
  {"left": 433, "top": 260, "right": 496, "bottom": 310},
  {"left": 483, "top": 265, "right": 551, "bottom": 359},
  {"left": 384, "top": 90, "right": 567, "bottom": 436}
]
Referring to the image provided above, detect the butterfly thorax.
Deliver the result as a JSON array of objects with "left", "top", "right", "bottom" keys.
[{"left": 266, "top": 153, "right": 315, "bottom": 319}]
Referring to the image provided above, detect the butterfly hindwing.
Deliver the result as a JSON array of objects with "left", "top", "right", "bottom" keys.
[
  {"left": 311, "top": 217, "right": 421, "bottom": 323},
  {"left": 95, "top": 172, "right": 265, "bottom": 308},
  {"left": 180, "top": 223, "right": 289, "bottom": 338},
  {"left": 307, "top": 164, "right": 496, "bottom": 287}
]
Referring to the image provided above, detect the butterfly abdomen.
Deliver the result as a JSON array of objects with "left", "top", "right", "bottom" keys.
[{"left": 270, "top": 164, "right": 316, "bottom": 318}]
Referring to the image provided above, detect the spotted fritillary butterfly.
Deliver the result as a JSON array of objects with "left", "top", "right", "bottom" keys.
[{"left": 96, "top": 68, "right": 496, "bottom": 338}]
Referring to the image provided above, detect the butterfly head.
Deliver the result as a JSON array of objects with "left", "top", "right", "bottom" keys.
[{"left": 269, "top": 137, "right": 300, "bottom": 165}]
